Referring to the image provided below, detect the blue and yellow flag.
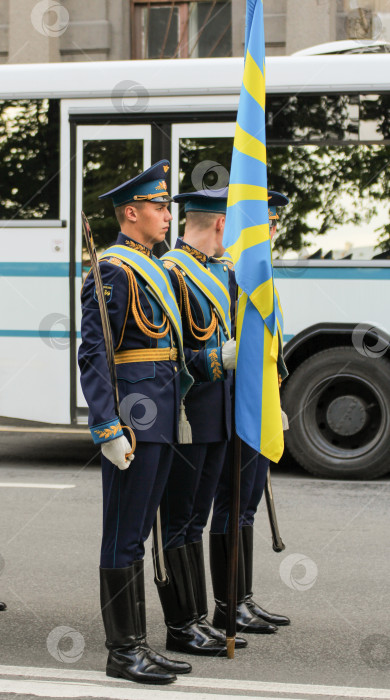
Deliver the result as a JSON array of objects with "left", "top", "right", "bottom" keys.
[{"left": 223, "top": 0, "right": 283, "bottom": 462}]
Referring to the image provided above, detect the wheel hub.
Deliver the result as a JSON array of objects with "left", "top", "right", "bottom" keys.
[{"left": 326, "top": 395, "right": 367, "bottom": 436}]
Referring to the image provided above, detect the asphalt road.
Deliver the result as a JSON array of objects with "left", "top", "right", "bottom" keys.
[{"left": 0, "top": 430, "right": 389, "bottom": 699}]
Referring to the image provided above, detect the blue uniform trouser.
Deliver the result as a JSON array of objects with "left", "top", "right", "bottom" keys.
[
  {"left": 211, "top": 441, "right": 269, "bottom": 534},
  {"left": 100, "top": 442, "right": 174, "bottom": 568},
  {"left": 160, "top": 441, "right": 227, "bottom": 549}
]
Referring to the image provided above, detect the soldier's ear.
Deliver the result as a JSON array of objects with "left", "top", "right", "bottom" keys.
[
  {"left": 216, "top": 215, "right": 225, "bottom": 232},
  {"left": 124, "top": 204, "right": 138, "bottom": 222}
]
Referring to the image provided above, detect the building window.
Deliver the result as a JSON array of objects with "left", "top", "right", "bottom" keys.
[{"left": 131, "top": 0, "right": 232, "bottom": 58}]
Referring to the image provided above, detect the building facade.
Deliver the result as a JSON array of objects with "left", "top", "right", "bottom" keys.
[{"left": 0, "top": 0, "right": 389, "bottom": 64}]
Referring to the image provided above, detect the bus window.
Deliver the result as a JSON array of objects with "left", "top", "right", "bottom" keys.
[
  {"left": 360, "top": 93, "right": 390, "bottom": 141},
  {"left": 81, "top": 138, "right": 143, "bottom": 277},
  {"left": 267, "top": 93, "right": 360, "bottom": 142},
  {"left": 0, "top": 99, "right": 60, "bottom": 220},
  {"left": 268, "top": 143, "right": 390, "bottom": 261},
  {"left": 177, "top": 136, "right": 233, "bottom": 235}
]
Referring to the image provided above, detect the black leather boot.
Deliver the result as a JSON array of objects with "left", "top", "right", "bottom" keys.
[
  {"left": 157, "top": 545, "right": 227, "bottom": 656},
  {"left": 100, "top": 564, "right": 176, "bottom": 684},
  {"left": 0, "top": 602, "right": 6, "bottom": 611},
  {"left": 210, "top": 532, "right": 277, "bottom": 634},
  {"left": 134, "top": 560, "right": 191, "bottom": 674},
  {"left": 242, "top": 525, "right": 290, "bottom": 626},
  {"left": 186, "top": 540, "right": 247, "bottom": 650}
]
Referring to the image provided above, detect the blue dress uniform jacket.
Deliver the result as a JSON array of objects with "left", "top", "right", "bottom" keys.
[
  {"left": 166, "top": 238, "right": 232, "bottom": 443},
  {"left": 159, "top": 239, "right": 232, "bottom": 548},
  {"left": 79, "top": 233, "right": 182, "bottom": 445},
  {"left": 78, "top": 233, "right": 189, "bottom": 568}
]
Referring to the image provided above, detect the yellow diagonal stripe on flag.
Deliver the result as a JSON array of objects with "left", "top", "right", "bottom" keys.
[
  {"left": 227, "top": 223, "right": 269, "bottom": 261},
  {"left": 260, "top": 325, "right": 283, "bottom": 461},
  {"left": 227, "top": 183, "right": 268, "bottom": 208},
  {"left": 243, "top": 51, "right": 265, "bottom": 110},
  {"left": 234, "top": 123, "right": 267, "bottom": 164},
  {"left": 270, "top": 330, "right": 279, "bottom": 362},
  {"left": 250, "top": 277, "right": 274, "bottom": 319},
  {"left": 235, "top": 288, "right": 247, "bottom": 350}
]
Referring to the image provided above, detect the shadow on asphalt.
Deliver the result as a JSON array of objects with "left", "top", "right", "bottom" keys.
[
  {"left": 0, "top": 431, "right": 304, "bottom": 475},
  {"left": 0, "top": 431, "right": 100, "bottom": 468},
  {"left": 1, "top": 422, "right": 388, "bottom": 480}
]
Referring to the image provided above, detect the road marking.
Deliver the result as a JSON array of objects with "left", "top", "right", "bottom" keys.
[
  {"left": 0, "top": 679, "right": 220, "bottom": 699},
  {"left": 0, "top": 483, "right": 75, "bottom": 489},
  {"left": 0, "top": 679, "right": 293, "bottom": 700},
  {"left": 0, "top": 666, "right": 389, "bottom": 699},
  {"left": 0, "top": 426, "right": 89, "bottom": 434}
]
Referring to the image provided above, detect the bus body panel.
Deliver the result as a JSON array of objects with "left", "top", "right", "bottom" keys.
[
  {"left": 0, "top": 55, "right": 389, "bottom": 99},
  {"left": 0, "top": 338, "right": 70, "bottom": 424},
  {"left": 275, "top": 272, "right": 390, "bottom": 341}
]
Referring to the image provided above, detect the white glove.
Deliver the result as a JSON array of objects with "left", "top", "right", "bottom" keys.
[
  {"left": 221, "top": 338, "right": 237, "bottom": 370},
  {"left": 101, "top": 435, "right": 135, "bottom": 470}
]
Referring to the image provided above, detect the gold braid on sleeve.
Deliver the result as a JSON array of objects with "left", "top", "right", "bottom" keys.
[
  {"left": 123, "top": 265, "right": 170, "bottom": 339},
  {"left": 173, "top": 267, "right": 217, "bottom": 342}
]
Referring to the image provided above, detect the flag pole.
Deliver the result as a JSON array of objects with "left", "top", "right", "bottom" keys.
[
  {"left": 226, "top": 293, "right": 240, "bottom": 659},
  {"left": 226, "top": 423, "right": 241, "bottom": 658}
]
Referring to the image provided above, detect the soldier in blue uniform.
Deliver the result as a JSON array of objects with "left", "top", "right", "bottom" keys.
[
  {"left": 210, "top": 190, "right": 291, "bottom": 634},
  {"left": 78, "top": 161, "right": 196, "bottom": 685},
  {"left": 154, "top": 190, "right": 247, "bottom": 655}
]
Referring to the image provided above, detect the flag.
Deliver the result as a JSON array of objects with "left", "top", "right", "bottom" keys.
[{"left": 223, "top": 0, "right": 283, "bottom": 462}]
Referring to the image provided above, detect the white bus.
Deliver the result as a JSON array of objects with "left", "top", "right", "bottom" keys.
[{"left": 0, "top": 54, "right": 389, "bottom": 479}]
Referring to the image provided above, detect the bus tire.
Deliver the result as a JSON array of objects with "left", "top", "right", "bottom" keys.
[{"left": 282, "top": 346, "right": 390, "bottom": 479}]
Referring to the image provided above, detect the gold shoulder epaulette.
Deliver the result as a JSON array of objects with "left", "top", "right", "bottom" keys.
[
  {"left": 107, "top": 257, "right": 123, "bottom": 267},
  {"left": 212, "top": 257, "right": 235, "bottom": 271},
  {"left": 223, "top": 258, "right": 235, "bottom": 271}
]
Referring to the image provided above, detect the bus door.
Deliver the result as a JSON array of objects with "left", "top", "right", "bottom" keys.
[
  {"left": 170, "top": 122, "right": 235, "bottom": 244},
  {"left": 73, "top": 124, "right": 151, "bottom": 423}
]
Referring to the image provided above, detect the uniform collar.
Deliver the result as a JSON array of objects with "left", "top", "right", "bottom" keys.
[
  {"left": 175, "top": 237, "right": 208, "bottom": 264},
  {"left": 117, "top": 232, "right": 152, "bottom": 258}
]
